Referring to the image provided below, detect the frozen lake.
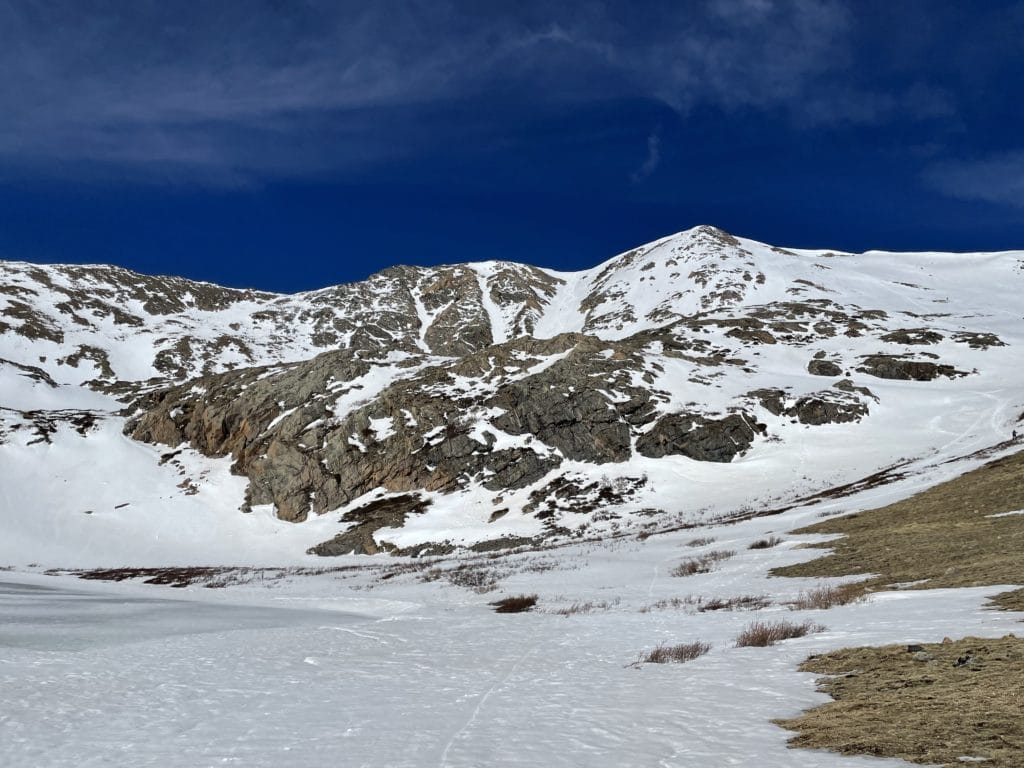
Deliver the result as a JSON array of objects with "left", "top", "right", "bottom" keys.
[
  {"left": 0, "top": 579, "right": 362, "bottom": 652},
  {"left": 3, "top": 526, "right": 1015, "bottom": 768}
]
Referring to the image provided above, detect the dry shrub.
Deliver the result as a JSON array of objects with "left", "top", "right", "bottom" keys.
[
  {"left": 640, "top": 641, "right": 711, "bottom": 664},
  {"left": 789, "top": 582, "right": 867, "bottom": 610},
  {"left": 685, "top": 536, "right": 716, "bottom": 547},
  {"left": 490, "top": 594, "right": 538, "bottom": 613},
  {"left": 698, "top": 594, "right": 771, "bottom": 612},
  {"left": 671, "top": 549, "right": 735, "bottom": 577},
  {"left": 639, "top": 596, "right": 697, "bottom": 613},
  {"left": 749, "top": 535, "right": 783, "bottom": 550},
  {"left": 736, "top": 619, "right": 825, "bottom": 647},
  {"left": 549, "top": 599, "right": 618, "bottom": 616},
  {"left": 435, "top": 562, "right": 510, "bottom": 593}
]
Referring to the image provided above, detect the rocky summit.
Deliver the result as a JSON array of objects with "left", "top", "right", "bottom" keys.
[{"left": 2, "top": 226, "right": 1022, "bottom": 564}]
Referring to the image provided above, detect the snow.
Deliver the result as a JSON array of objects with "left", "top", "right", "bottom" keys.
[
  {"left": 986, "top": 510, "right": 1024, "bottom": 518},
  {"left": 369, "top": 415, "right": 396, "bottom": 441},
  {"left": 471, "top": 263, "right": 510, "bottom": 344},
  {"left": 1, "top": 460, "right": 1020, "bottom": 767}
]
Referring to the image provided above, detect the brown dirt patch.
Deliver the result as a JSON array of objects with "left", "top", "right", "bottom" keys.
[{"left": 776, "top": 635, "right": 1024, "bottom": 767}]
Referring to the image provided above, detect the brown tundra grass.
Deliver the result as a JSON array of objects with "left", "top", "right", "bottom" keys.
[
  {"left": 640, "top": 641, "right": 711, "bottom": 664},
  {"left": 736, "top": 619, "right": 825, "bottom": 647}
]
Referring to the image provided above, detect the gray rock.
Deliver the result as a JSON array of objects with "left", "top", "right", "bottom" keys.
[
  {"left": 636, "top": 412, "right": 763, "bottom": 462},
  {"left": 807, "top": 359, "right": 843, "bottom": 377},
  {"left": 857, "top": 354, "right": 967, "bottom": 381}
]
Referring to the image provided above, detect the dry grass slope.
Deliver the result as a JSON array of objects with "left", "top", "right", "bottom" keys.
[
  {"left": 776, "top": 636, "right": 1024, "bottom": 768},
  {"left": 772, "top": 447, "right": 1024, "bottom": 767},
  {"left": 771, "top": 448, "right": 1024, "bottom": 607}
]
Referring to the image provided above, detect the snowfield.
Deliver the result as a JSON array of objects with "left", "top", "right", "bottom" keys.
[{"left": 1, "top": 464, "right": 1020, "bottom": 768}]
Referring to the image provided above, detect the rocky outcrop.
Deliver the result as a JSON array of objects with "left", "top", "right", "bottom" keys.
[
  {"left": 307, "top": 494, "right": 432, "bottom": 556},
  {"left": 952, "top": 331, "right": 1005, "bottom": 350},
  {"left": 880, "top": 328, "right": 944, "bottom": 345},
  {"left": 787, "top": 392, "right": 868, "bottom": 426},
  {"left": 857, "top": 355, "right": 967, "bottom": 381},
  {"left": 636, "top": 412, "right": 763, "bottom": 462},
  {"left": 126, "top": 333, "right": 670, "bottom": 523},
  {"left": 808, "top": 359, "right": 843, "bottom": 377}
]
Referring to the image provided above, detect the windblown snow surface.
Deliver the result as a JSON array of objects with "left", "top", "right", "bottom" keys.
[{"left": 1, "top": 227, "right": 1023, "bottom": 766}]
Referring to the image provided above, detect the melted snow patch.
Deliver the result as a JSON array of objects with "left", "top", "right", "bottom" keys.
[{"left": 985, "top": 509, "right": 1023, "bottom": 518}]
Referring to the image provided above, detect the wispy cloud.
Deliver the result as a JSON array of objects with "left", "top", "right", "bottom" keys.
[
  {"left": 924, "top": 152, "right": 1024, "bottom": 208},
  {"left": 0, "top": 0, "right": 966, "bottom": 183},
  {"left": 630, "top": 133, "right": 661, "bottom": 183}
]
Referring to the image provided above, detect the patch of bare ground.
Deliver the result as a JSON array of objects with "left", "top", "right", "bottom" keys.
[
  {"left": 990, "top": 588, "right": 1024, "bottom": 612},
  {"left": 748, "top": 535, "right": 783, "bottom": 549},
  {"left": 771, "top": 447, "right": 1024, "bottom": 608},
  {"left": 776, "top": 635, "right": 1024, "bottom": 768}
]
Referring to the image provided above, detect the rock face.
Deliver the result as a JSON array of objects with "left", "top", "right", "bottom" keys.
[
  {"left": 636, "top": 413, "right": 763, "bottom": 462},
  {"left": 127, "top": 333, "right": 662, "bottom": 522}
]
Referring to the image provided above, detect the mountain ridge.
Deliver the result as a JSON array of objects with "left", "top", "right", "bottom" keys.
[{"left": 2, "top": 225, "right": 1022, "bottom": 564}]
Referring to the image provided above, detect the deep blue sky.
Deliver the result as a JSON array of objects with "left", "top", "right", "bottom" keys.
[{"left": 1, "top": 1, "right": 1023, "bottom": 292}]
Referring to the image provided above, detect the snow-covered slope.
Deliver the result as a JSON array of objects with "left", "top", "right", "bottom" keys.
[{"left": 2, "top": 226, "right": 1023, "bottom": 565}]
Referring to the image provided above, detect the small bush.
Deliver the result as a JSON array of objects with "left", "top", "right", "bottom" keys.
[
  {"left": 735, "top": 619, "right": 825, "bottom": 647},
  {"left": 640, "top": 641, "right": 711, "bottom": 664},
  {"left": 639, "top": 596, "right": 696, "bottom": 613},
  {"left": 789, "top": 582, "right": 867, "bottom": 610},
  {"left": 749, "top": 536, "right": 783, "bottom": 550},
  {"left": 698, "top": 594, "right": 771, "bottom": 612},
  {"left": 490, "top": 594, "right": 538, "bottom": 613},
  {"left": 685, "top": 536, "right": 716, "bottom": 547},
  {"left": 445, "top": 563, "right": 507, "bottom": 593},
  {"left": 549, "top": 599, "right": 618, "bottom": 616},
  {"left": 671, "top": 550, "right": 735, "bottom": 577}
]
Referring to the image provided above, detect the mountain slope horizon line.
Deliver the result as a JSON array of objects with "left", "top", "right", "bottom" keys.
[{"left": 4, "top": 224, "right": 1022, "bottom": 298}]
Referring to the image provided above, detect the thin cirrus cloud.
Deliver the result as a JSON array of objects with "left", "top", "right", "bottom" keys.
[
  {"left": 630, "top": 133, "right": 661, "bottom": 183},
  {"left": 924, "top": 152, "right": 1024, "bottom": 209},
  {"left": 0, "top": 0, "right": 965, "bottom": 183}
]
